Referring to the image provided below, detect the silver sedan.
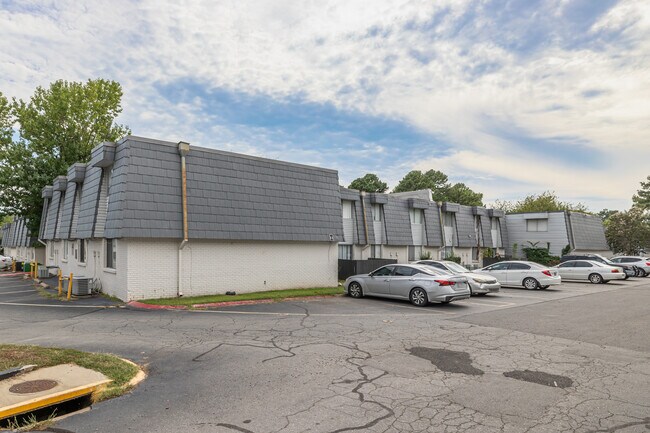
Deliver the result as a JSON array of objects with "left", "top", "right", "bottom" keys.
[
  {"left": 554, "top": 260, "right": 626, "bottom": 284},
  {"left": 416, "top": 260, "right": 501, "bottom": 295},
  {"left": 344, "top": 264, "right": 470, "bottom": 306}
]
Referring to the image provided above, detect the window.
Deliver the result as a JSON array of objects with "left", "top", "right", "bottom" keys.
[
  {"left": 106, "top": 239, "right": 116, "bottom": 269},
  {"left": 574, "top": 261, "right": 593, "bottom": 268},
  {"left": 526, "top": 219, "right": 548, "bottom": 232},
  {"left": 486, "top": 262, "right": 510, "bottom": 271},
  {"left": 63, "top": 240, "right": 68, "bottom": 260},
  {"left": 49, "top": 244, "right": 54, "bottom": 259},
  {"left": 370, "top": 244, "right": 381, "bottom": 259},
  {"left": 372, "top": 266, "right": 393, "bottom": 276},
  {"left": 558, "top": 262, "right": 575, "bottom": 268},
  {"left": 338, "top": 244, "right": 352, "bottom": 260},
  {"left": 408, "top": 245, "right": 422, "bottom": 261},
  {"left": 372, "top": 204, "right": 382, "bottom": 222},
  {"left": 409, "top": 209, "right": 423, "bottom": 224},
  {"left": 79, "top": 240, "right": 86, "bottom": 264},
  {"left": 509, "top": 263, "right": 531, "bottom": 270},
  {"left": 394, "top": 266, "right": 416, "bottom": 276},
  {"left": 342, "top": 201, "right": 353, "bottom": 219}
]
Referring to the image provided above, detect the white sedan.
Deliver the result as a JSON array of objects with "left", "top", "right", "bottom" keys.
[
  {"left": 0, "top": 255, "right": 11, "bottom": 270},
  {"left": 554, "top": 260, "right": 626, "bottom": 284},
  {"left": 474, "top": 260, "right": 561, "bottom": 290}
]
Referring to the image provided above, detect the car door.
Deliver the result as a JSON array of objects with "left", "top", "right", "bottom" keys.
[
  {"left": 556, "top": 261, "right": 575, "bottom": 280},
  {"left": 365, "top": 266, "right": 393, "bottom": 295},
  {"left": 481, "top": 262, "right": 510, "bottom": 284},
  {"left": 572, "top": 261, "right": 593, "bottom": 279},
  {"left": 506, "top": 263, "right": 531, "bottom": 285},
  {"left": 389, "top": 266, "right": 417, "bottom": 299}
]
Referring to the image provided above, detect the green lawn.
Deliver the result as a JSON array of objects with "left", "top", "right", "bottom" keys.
[
  {"left": 140, "top": 286, "right": 343, "bottom": 307},
  {"left": 0, "top": 344, "right": 140, "bottom": 401}
]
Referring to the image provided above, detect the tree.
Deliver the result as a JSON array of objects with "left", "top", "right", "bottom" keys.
[
  {"left": 393, "top": 170, "right": 449, "bottom": 200},
  {"left": 0, "top": 79, "right": 130, "bottom": 234},
  {"left": 597, "top": 209, "right": 618, "bottom": 226},
  {"left": 495, "top": 191, "right": 589, "bottom": 214},
  {"left": 604, "top": 207, "right": 650, "bottom": 255},
  {"left": 445, "top": 183, "right": 483, "bottom": 207},
  {"left": 632, "top": 175, "right": 650, "bottom": 210},
  {"left": 348, "top": 173, "right": 388, "bottom": 193}
]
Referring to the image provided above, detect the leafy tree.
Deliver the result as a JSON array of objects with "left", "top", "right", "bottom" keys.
[
  {"left": 495, "top": 191, "right": 589, "bottom": 214},
  {"left": 632, "top": 175, "right": 650, "bottom": 210},
  {"left": 0, "top": 79, "right": 130, "bottom": 234},
  {"left": 604, "top": 207, "right": 650, "bottom": 255},
  {"left": 348, "top": 173, "right": 388, "bottom": 193},
  {"left": 597, "top": 209, "right": 618, "bottom": 226},
  {"left": 393, "top": 170, "right": 449, "bottom": 199},
  {"left": 445, "top": 182, "right": 483, "bottom": 206}
]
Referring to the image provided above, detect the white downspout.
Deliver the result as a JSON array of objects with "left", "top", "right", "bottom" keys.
[{"left": 178, "top": 141, "right": 190, "bottom": 297}]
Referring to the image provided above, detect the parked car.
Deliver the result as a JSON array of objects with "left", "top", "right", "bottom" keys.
[
  {"left": 474, "top": 260, "right": 561, "bottom": 290},
  {"left": 344, "top": 264, "right": 470, "bottom": 306},
  {"left": 415, "top": 260, "right": 501, "bottom": 296},
  {"left": 553, "top": 260, "right": 626, "bottom": 284},
  {"left": 560, "top": 254, "right": 634, "bottom": 279},
  {"left": 0, "top": 255, "right": 11, "bottom": 270},
  {"left": 609, "top": 256, "right": 650, "bottom": 277}
]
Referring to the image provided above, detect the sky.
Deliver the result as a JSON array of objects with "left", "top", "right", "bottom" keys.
[{"left": 1, "top": 0, "right": 649, "bottom": 211}]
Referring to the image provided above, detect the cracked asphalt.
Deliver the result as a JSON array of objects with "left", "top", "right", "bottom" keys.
[{"left": 0, "top": 273, "right": 649, "bottom": 432}]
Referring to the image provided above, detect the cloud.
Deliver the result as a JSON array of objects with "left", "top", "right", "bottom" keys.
[{"left": 0, "top": 0, "right": 648, "bottom": 211}]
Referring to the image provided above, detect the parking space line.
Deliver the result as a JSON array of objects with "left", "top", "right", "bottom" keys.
[
  {"left": 0, "top": 302, "right": 108, "bottom": 309},
  {"left": 0, "top": 290, "right": 36, "bottom": 296},
  {"left": 463, "top": 300, "right": 517, "bottom": 307},
  {"left": 386, "top": 303, "right": 457, "bottom": 314},
  {"left": 0, "top": 284, "right": 37, "bottom": 290}
]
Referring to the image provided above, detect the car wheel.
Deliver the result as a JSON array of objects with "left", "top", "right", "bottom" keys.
[
  {"left": 640, "top": 269, "right": 648, "bottom": 277},
  {"left": 623, "top": 273, "right": 630, "bottom": 280},
  {"left": 409, "top": 288, "right": 428, "bottom": 307},
  {"left": 348, "top": 282, "right": 363, "bottom": 298},
  {"left": 523, "top": 277, "right": 539, "bottom": 290},
  {"left": 589, "top": 273, "right": 603, "bottom": 284}
]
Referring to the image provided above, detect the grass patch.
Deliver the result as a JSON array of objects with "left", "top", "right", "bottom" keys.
[
  {"left": 141, "top": 286, "right": 343, "bottom": 307},
  {"left": 0, "top": 344, "right": 139, "bottom": 401}
]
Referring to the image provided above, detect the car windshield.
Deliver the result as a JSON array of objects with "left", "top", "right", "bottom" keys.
[{"left": 445, "top": 262, "right": 470, "bottom": 273}]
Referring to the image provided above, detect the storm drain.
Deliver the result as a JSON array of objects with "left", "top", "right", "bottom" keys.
[
  {"left": 408, "top": 347, "right": 484, "bottom": 376},
  {"left": 503, "top": 370, "right": 573, "bottom": 388},
  {"left": 9, "top": 379, "right": 58, "bottom": 394}
]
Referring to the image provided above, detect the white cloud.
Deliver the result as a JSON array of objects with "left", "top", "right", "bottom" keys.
[{"left": 0, "top": 0, "right": 648, "bottom": 210}]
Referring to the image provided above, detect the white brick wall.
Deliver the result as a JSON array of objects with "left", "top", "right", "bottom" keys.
[{"left": 125, "top": 239, "right": 339, "bottom": 301}]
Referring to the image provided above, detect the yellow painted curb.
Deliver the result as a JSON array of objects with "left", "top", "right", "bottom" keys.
[{"left": 0, "top": 379, "right": 111, "bottom": 420}]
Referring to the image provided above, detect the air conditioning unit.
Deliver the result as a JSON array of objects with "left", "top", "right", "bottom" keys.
[
  {"left": 71, "top": 277, "right": 92, "bottom": 296},
  {"left": 38, "top": 267, "right": 50, "bottom": 279}
]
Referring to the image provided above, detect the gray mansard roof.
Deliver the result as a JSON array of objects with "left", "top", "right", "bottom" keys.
[
  {"left": 1, "top": 218, "right": 32, "bottom": 248},
  {"left": 41, "top": 136, "right": 344, "bottom": 242},
  {"left": 567, "top": 212, "right": 609, "bottom": 251}
]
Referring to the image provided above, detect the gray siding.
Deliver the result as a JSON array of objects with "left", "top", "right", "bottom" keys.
[
  {"left": 423, "top": 204, "right": 443, "bottom": 247},
  {"left": 455, "top": 204, "right": 477, "bottom": 248},
  {"left": 353, "top": 195, "right": 374, "bottom": 245},
  {"left": 76, "top": 165, "right": 104, "bottom": 239},
  {"left": 384, "top": 196, "right": 412, "bottom": 246},
  {"left": 505, "top": 212, "right": 570, "bottom": 258},
  {"left": 43, "top": 191, "right": 61, "bottom": 240},
  {"left": 103, "top": 137, "right": 343, "bottom": 242},
  {"left": 58, "top": 182, "right": 77, "bottom": 240},
  {"left": 480, "top": 215, "right": 493, "bottom": 247},
  {"left": 2, "top": 218, "right": 31, "bottom": 247},
  {"left": 568, "top": 212, "right": 609, "bottom": 251}
]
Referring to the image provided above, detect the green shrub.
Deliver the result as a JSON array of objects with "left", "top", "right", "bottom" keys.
[
  {"left": 522, "top": 247, "right": 560, "bottom": 266},
  {"left": 419, "top": 251, "right": 432, "bottom": 260},
  {"left": 446, "top": 255, "right": 461, "bottom": 264},
  {"left": 561, "top": 244, "right": 571, "bottom": 256}
]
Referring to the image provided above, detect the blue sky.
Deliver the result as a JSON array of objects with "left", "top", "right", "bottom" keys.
[{"left": 1, "top": 0, "right": 649, "bottom": 210}]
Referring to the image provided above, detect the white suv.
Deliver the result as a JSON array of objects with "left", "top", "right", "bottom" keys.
[{"left": 610, "top": 256, "right": 650, "bottom": 277}]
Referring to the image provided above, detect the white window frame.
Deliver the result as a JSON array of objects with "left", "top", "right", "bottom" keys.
[
  {"left": 338, "top": 244, "right": 352, "bottom": 260},
  {"left": 49, "top": 243, "right": 54, "bottom": 259},
  {"left": 62, "top": 240, "right": 68, "bottom": 261},
  {"left": 105, "top": 239, "right": 117, "bottom": 270},
  {"left": 372, "top": 204, "right": 382, "bottom": 222},
  {"left": 409, "top": 209, "right": 423, "bottom": 224},
  {"left": 370, "top": 244, "right": 382, "bottom": 259},
  {"left": 342, "top": 201, "right": 353, "bottom": 219},
  {"left": 526, "top": 219, "right": 548, "bottom": 232},
  {"left": 78, "top": 240, "right": 87, "bottom": 264}
]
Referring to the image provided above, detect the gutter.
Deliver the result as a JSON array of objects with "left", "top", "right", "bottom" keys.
[
  {"left": 178, "top": 141, "right": 191, "bottom": 297},
  {"left": 360, "top": 191, "right": 370, "bottom": 246}
]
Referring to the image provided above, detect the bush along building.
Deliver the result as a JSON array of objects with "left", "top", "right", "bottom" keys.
[
  {"left": 39, "top": 136, "right": 343, "bottom": 301},
  {"left": 504, "top": 211, "right": 611, "bottom": 259},
  {"left": 339, "top": 188, "right": 508, "bottom": 266},
  {"left": 1, "top": 217, "right": 45, "bottom": 265}
]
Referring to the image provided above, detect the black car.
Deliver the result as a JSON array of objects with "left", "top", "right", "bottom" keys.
[{"left": 560, "top": 254, "right": 634, "bottom": 279}]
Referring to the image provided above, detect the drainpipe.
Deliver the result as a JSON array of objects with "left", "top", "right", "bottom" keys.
[
  {"left": 177, "top": 141, "right": 191, "bottom": 297},
  {"left": 360, "top": 192, "right": 370, "bottom": 247},
  {"left": 438, "top": 203, "right": 446, "bottom": 258}
]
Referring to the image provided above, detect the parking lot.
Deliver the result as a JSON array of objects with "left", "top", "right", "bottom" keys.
[{"left": 1, "top": 272, "right": 649, "bottom": 432}]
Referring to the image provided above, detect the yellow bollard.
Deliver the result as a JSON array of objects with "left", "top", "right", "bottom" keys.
[
  {"left": 34, "top": 262, "right": 38, "bottom": 280},
  {"left": 11, "top": 259, "right": 15, "bottom": 272},
  {"left": 67, "top": 273, "right": 73, "bottom": 300},
  {"left": 58, "top": 269, "right": 63, "bottom": 296}
]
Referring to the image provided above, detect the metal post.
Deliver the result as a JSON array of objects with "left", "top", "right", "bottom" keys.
[
  {"left": 34, "top": 262, "right": 38, "bottom": 280},
  {"left": 11, "top": 259, "right": 15, "bottom": 272},
  {"left": 67, "top": 273, "right": 73, "bottom": 300},
  {"left": 58, "top": 270, "right": 62, "bottom": 296}
]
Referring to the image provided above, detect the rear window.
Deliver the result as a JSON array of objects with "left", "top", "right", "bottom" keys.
[{"left": 509, "top": 263, "right": 532, "bottom": 270}]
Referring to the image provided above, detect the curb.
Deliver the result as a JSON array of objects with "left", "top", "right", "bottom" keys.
[{"left": 127, "top": 294, "right": 342, "bottom": 311}]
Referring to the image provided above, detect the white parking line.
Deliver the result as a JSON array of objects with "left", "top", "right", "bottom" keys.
[
  {"left": 0, "top": 302, "right": 108, "bottom": 309},
  {"left": 0, "top": 290, "right": 36, "bottom": 296},
  {"left": 386, "top": 303, "right": 457, "bottom": 314},
  {"left": 464, "top": 300, "right": 517, "bottom": 307},
  {"left": 0, "top": 284, "right": 37, "bottom": 290}
]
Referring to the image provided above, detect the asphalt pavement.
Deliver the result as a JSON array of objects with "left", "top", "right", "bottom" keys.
[{"left": 0, "top": 271, "right": 649, "bottom": 432}]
